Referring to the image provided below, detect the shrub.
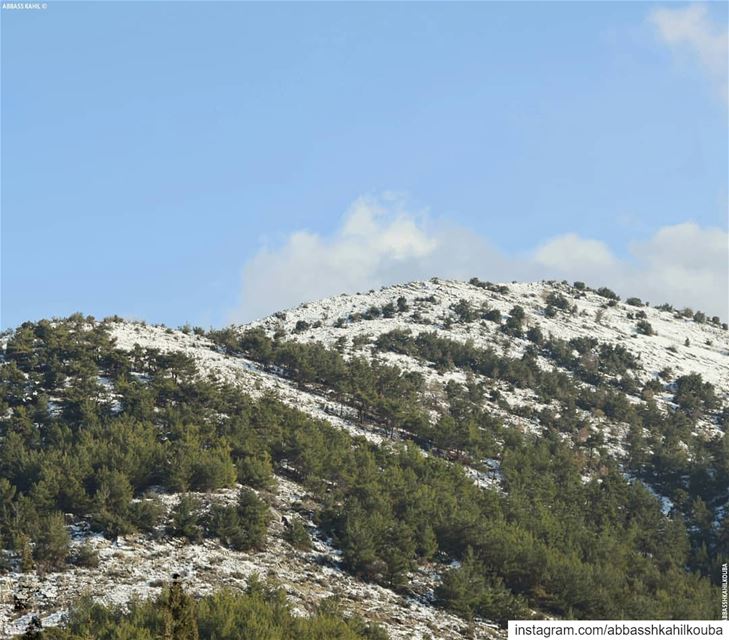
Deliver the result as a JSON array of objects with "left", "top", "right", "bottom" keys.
[
  {"left": 362, "top": 306, "right": 381, "bottom": 320},
  {"left": 596, "top": 287, "right": 620, "bottom": 301},
  {"left": 546, "top": 292, "right": 570, "bottom": 310},
  {"left": 526, "top": 326, "right": 544, "bottom": 345},
  {"left": 482, "top": 307, "right": 502, "bottom": 323},
  {"left": 636, "top": 320, "right": 654, "bottom": 336},
  {"left": 451, "top": 299, "right": 476, "bottom": 323},
  {"left": 237, "top": 452, "right": 275, "bottom": 490},
  {"left": 284, "top": 517, "right": 312, "bottom": 550},
  {"left": 168, "top": 495, "right": 204, "bottom": 543},
  {"left": 503, "top": 306, "right": 526, "bottom": 336},
  {"left": 352, "top": 334, "right": 371, "bottom": 349},
  {"left": 673, "top": 373, "right": 717, "bottom": 418},
  {"left": 294, "top": 320, "right": 310, "bottom": 333},
  {"left": 468, "top": 278, "right": 508, "bottom": 294},
  {"left": 129, "top": 498, "right": 166, "bottom": 533},
  {"left": 71, "top": 542, "right": 99, "bottom": 568}
]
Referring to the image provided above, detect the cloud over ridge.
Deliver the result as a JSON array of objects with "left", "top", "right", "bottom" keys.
[{"left": 233, "top": 196, "right": 728, "bottom": 323}]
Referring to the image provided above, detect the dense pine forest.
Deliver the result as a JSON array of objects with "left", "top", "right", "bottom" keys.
[{"left": 1, "top": 279, "right": 727, "bottom": 638}]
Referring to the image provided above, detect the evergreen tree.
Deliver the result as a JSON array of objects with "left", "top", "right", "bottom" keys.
[
  {"left": 168, "top": 495, "right": 203, "bottom": 543},
  {"left": 231, "top": 488, "right": 270, "bottom": 551},
  {"left": 33, "top": 512, "right": 70, "bottom": 570},
  {"left": 435, "top": 547, "right": 485, "bottom": 620},
  {"left": 163, "top": 577, "right": 199, "bottom": 640}
]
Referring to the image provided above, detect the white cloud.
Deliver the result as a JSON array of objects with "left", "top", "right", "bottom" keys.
[
  {"left": 648, "top": 3, "right": 729, "bottom": 102},
  {"left": 231, "top": 196, "right": 729, "bottom": 322},
  {"left": 535, "top": 222, "right": 728, "bottom": 317},
  {"left": 534, "top": 234, "right": 619, "bottom": 272}
]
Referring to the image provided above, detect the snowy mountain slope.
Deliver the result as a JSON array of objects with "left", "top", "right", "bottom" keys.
[
  {"left": 244, "top": 278, "right": 728, "bottom": 463},
  {"left": 109, "top": 278, "right": 729, "bottom": 455},
  {"left": 1, "top": 278, "right": 727, "bottom": 638},
  {"left": 250, "top": 279, "right": 728, "bottom": 391}
]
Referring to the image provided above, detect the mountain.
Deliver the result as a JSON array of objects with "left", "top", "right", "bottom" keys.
[{"left": 1, "top": 278, "right": 727, "bottom": 638}]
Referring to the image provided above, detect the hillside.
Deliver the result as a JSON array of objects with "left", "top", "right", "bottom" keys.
[{"left": 1, "top": 278, "right": 727, "bottom": 638}]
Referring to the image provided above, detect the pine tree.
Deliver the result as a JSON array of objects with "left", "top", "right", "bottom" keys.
[
  {"left": 416, "top": 523, "right": 438, "bottom": 561},
  {"left": 163, "top": 576, "right": 199, "bottom": 640},
  {"left": 33, "top": 512, "right": 70, "bottom": 570},
  {"left": 237, "top": 451, "right": 274, "bottom": 489},
  {"left": 435, "top": 547, "right": 485, "bottom": 620},
  {"left": 342, "top": 511, "right": 379, "bottom": 579},
  {"left": 168, "top": 495, "right": 203, "bottom": 543},
  {"left": 381, "top": 523, "right": 415, "bottom": 589},
  {"left": 231, "top": 488, "right": 269, "bottom": 551},
  {"left": 17, "top": 533, "right": 34, "bottom": 572}
]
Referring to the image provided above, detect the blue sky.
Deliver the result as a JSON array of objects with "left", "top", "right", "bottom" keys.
[{"left": 2, "top": 1, "right": 727, "bottom": 328}]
